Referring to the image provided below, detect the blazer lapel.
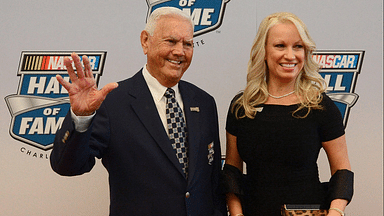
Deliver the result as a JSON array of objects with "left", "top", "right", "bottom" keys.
[
  {"left": 128, "top": 71, "right": 186, "bottom": 177},
  {"left": 179, "top": 82, "right": 201, "bottom": 183}
]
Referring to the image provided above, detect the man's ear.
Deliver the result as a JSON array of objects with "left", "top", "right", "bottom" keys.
[{"left": 140, "top": 30, "right": 150, "bottom": 55}]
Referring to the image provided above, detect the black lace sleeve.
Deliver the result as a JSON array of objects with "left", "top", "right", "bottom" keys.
[
  {"left": 325, "top": 169, "right": 354, "bottom": 205},
  {"left": 220, "top": 164, "right": 245, "bottom": 196}
]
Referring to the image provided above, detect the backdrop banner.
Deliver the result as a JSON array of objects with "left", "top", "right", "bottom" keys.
[{"left": 0, "top": 1, "right": 382, "bottom": 215}]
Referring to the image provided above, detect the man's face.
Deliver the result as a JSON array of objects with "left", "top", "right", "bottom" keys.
[{"left": 141, "top": 15, "right": 194, "bottom": 87}]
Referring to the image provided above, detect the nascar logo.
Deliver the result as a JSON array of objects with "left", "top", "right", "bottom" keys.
[
  {"left": 146, "top": 0, "right": 230, "bottom": 36},
  {"left": 313, "top": 50, "right": 365, "bottom": 127},
  {"left": 4, "top": 51, "right": 107, "bottom": 150}
]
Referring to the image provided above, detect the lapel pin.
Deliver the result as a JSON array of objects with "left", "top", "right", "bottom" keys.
[{"left": 190, "top": 107, "right": 200, "bottom": 112}]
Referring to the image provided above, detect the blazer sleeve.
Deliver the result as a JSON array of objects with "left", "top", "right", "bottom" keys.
[{"left": 50, "top": 102, "right": 110, "bottom": 176}]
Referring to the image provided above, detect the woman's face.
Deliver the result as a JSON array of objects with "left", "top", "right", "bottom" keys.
[{"left": 264, "top": 22, "right": 305, "bottom": 84}]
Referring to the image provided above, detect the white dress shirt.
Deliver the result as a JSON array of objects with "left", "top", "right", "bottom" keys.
[{"left": 71, "top": 65, "right": 185, "bottom": 135}]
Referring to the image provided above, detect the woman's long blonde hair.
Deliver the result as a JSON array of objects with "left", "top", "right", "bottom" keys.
[{"left": 233, "top": 12, "right": 326, "bottom": 119}]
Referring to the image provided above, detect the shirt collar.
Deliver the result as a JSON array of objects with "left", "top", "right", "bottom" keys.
[{"left": 142, "top": 64, "right": 180, "bottom": 102}]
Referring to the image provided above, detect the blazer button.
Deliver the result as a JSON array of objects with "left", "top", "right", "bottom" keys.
[{"left": 185, "top": 192, "right": 190, "bottom": 198}]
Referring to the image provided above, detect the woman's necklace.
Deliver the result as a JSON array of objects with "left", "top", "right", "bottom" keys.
[{"left": 268, "top": 90, "right": 295, "bottom": 99}]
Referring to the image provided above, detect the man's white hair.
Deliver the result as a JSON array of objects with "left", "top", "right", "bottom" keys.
[{"left": 144, "top": 7, "right": 194, "bottom": 36}]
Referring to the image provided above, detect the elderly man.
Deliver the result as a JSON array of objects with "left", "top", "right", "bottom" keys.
[{"left": 50, "top": 6, "right": 226, "bottom": 216}]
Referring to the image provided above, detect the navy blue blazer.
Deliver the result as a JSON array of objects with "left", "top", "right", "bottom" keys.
[{"left": 50, "top": 70, "right": 226, "bottom": 216}]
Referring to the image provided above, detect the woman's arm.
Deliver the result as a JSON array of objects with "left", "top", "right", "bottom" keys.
[
  {"left": 322, "top": 134, "right": 352, "bottom": 216},
  {"left": 225, "top": 132, "right": 244, "bottom": 215}
]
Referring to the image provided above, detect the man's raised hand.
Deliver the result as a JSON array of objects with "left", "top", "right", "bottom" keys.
[{"left": 56, "top": 52, "right": 118, "bottom": 116}]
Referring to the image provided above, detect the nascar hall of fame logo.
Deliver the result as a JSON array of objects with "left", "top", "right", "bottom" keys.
[
  {"left": 5, "top": 51, "right": 107, "bottom": 151},
  {"left": 146, "top": 0, "right": 230, "bottom": 37},
  {"left": 313, "top": 50, "right": 365, "bottom": 127}
]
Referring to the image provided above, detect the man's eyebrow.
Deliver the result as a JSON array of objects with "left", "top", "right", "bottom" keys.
[
  {"left": 162, "top": 36, "right": 179, "bottom": 41},
  {"left": 162, "top": 37, "right": 193, "bottom": 43}
]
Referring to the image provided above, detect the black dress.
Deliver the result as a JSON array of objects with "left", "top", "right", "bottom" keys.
[{"left": 225, "top": 93, "right": 345, "bottom": 215}]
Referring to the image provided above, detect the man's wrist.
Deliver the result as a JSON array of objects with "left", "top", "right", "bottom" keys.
[{"left": 71, "top": 108, "right": 95, "bottom": 132}]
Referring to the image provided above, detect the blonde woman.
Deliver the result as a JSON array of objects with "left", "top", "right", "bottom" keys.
[{"left": 222, "top": 12, "right": 353, "bottom": 216}]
